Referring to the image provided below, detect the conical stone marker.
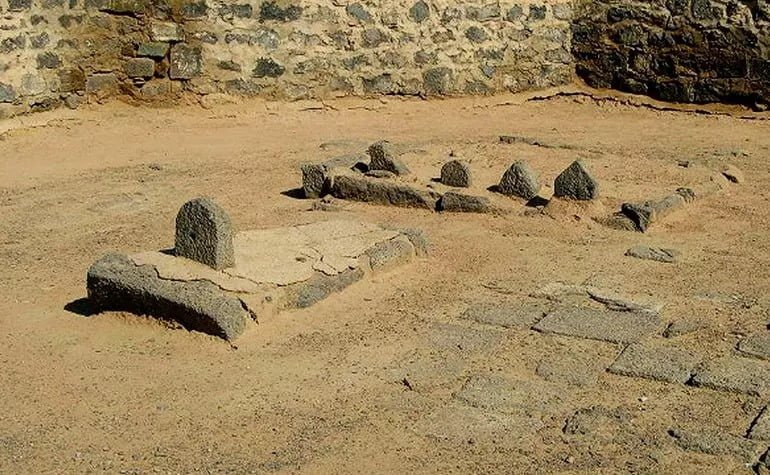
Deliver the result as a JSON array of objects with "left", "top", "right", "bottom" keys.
[
  {"left": 440, "top": 159, "right": 472, "bottom": 187},
  {"left": 554, "top": 160, "right": 599, "bottom": 201},
  {"left": 175, "top": 197, "right": 235, "bottom": 270},
  {"left": 367, "top": 140, "right": 410, "bottom": 176},
  {"left": 498, "top": 160, "right": 540, "bottom": 200}
]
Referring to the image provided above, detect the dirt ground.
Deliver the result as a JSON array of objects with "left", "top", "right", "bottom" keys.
[{"left": 1, "top": 89, "right": 769, "bottom": 473}]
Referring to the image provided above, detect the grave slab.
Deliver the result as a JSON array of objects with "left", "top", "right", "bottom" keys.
[
  {"left": 533, "top": 306, "right": 660, "bottom": 344},
  {"left": 87, "top": 220, "right": 421, "bottom": 341}
]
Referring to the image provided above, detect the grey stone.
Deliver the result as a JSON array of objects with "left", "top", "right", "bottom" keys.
[
  {"left": 423, "top": 67, "right": 453, "bottom": 95},
  {"left": 301, "top": 163, "right": 328, "bottom": 198},
  {"left": 440, "top": 160, "right": 471, "bottom": 187},
  {"left": 536, "top": 350, "right": 608, "bottom": 387},
  {"left": 466, "top": 4, "right": 500, "bottom": 21},
  {"left": 409, "top": 0, "right": 430, "bottom": 22},
  {"left": 625, "top": 245, "right": 679, "bottom": 263},
  {"left": 460, "top": 302, "right": 546, "bottom": 329},
  {"left": 609, "top": 343, "right": 699, "bottom": 383},
  {"left": 394, "top": 227, "right": 430, "bottom": 256},
  {"left": 151, "top": 22, "right": 184, "bottom": 42},
  {"left": 253, "top": 57, "right": 285, "bottom": 78},
  {"left": 329, "top": 173, "right": 438, "bottom": 209},
  {"left": 86, "top": 74, "right": 118, "bottom": 95},
  {"left": 169, "top": 44, "right": 202, "bottom": 80},
  {"left": 87, "top": 253, "right": 248, "bottom": 341},
  {"left": 621, "top": 202, "right": 655, "bottom": 232},
  {"left": 37, "top": 52, "right": 61, "bottom": 69},
  {"left": 259, "top": 1, "right": 302, "bottom": 21},
  {"left": 282, "top": 267, "right": 364, "bottom": 309},
  {"left": 364, "top": 236, "right": 415, "bottom": 272},
  {"left": 533, "top": 306, "right": 660, "bottom": 344},
  {"left": 465, "top": 26, "right": 489, "bottom": 43},
  {"left": 564, "top": 406, "right": 631, "bottom": 436},
  {"left": 175, "top": 198, "right": 235, "bottom": 271},
  {"left": 553, "top": 160, "right": 599, "bottom": 200},
  {"left": 498, "top": 160, "right": 540, "bottom": 200},
  {"left": 367, "top": 141, "right": 410, "bottom": 175},
  {"left": 365, "top": 170, "right": 396, "bottom": 179},
  {"left": 124, "top": 58, "right": 156, "bottom": 78},
  {"left": 454, "top": 374, "right": 564, "bottom": 414},
  {"left": 668, "top": 427, "right": 762, "bottom": 461},
  {"left": 345, "top": 3, "right": 371, "bottom": 22},
  {"left": 663, "top": 320, "right": 707, "bottom": 338},
  {"left": 691, "top": 357, "right": 770, "bottom": 396},
  {"left": 0, "top": 83, "right": 16, "bottom": 103},
  {"left": 438, "top": 192, "right": 492, "bottom": 213},
  {"left": 749, "top": 406, "right": 770, "bottom": 440},
  {"left": 425, "top": 323, "right": 504, "bottom": 354},
  {"left": 138, "top": 42, "right": 169, "bottom": 58},
  {"left": 738, "top": 334, "right": 770, "bottom": 361}
]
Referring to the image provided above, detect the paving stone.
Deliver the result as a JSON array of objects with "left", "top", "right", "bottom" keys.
[
  {"left": 536, "top": 346, "right": 610, "bottom": 387},
  {"left": 553, "top": 160, "right": 599, "bottom": 200},
  {"left": 453, "top": 374, "right": 564, "bottom": 414},
  {"left": 425, "top": 323, "right": 504, "bottom": 354},
  {"left": 738, "top": 333, "right": 770, "bottom": 361},
  {"left": 663, "top": 319, "right": 707, "bottom": 338},
  {"left": 533, "top": 306, "right": 660, "bottom": 344},
  {"left": 625, "top": 245, "right": 679, "bottom": 263},
  {"left": 87, "top": 253, "right": 248, "bottom": 341},
  {"left": 440, "top": 159, "right": 471, "bottom": 187},
  {"left": 460, "top": 302, "right": 546, "bottom": 329},
  {"left": 748, "top": 406, "right": 770, "bottom": 440},
  {"left": 329, "top": 173, "right": 438, "bottom": 209},
  {"left": 498, "top": 160, "right": 540, "bottom": 200},
  {"left": 608, "top": 343, "right": 699, "bottom": 384},
  {"left": 691, "top": 357, "right": 770, "bottom": 396},
  {"left": 367, "top": 141, "right": 410, "bottom": 176},
  {"left": 151, "top": 21, "right": 184, "bottom": 42},
  {"left": 437, "top": 192, "right": 492, "bottom": 213},
  {"left": 175, "top": 197, "right": 235, "bottom": 270},
  {"left": 668, "top": 427, "right": 762, "bottom": 462}
]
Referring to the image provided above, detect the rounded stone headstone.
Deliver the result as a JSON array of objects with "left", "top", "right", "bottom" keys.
[
  {"left": 440, "top": 159, "right": 472, "bottom": 187},
  {"left": 498, "top": 160, "right": 540, "bottom": 200},
  {"left": 554, "top": 160, "right": 599, "bottom": 201},
  {"left": 175, "top": 198, "right": 235, "bottom": 270},
  {"left": 367, "top": 140, "right": 410, "bottom": 176}
]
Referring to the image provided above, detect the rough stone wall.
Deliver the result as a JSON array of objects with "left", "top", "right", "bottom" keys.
[
  {"left": 0, "top": 0, "right": 574, "bottom": 118},
  {"left": 573, "top": 0, "right": 770, "bottom": 106}
]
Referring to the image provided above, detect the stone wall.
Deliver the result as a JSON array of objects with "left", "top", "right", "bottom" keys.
[
  {"left": 0, "top": 0, "right": 574, "bottom": 117},
  {"left": 572, "top": 0, "right": 770, "bottom": 107}
]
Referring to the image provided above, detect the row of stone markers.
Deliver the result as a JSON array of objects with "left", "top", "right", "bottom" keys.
[{"left": 300, "top": 140, "right": 601, "bottom": 215}]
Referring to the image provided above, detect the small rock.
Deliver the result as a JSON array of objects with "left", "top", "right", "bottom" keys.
[
  {"left": 663, "top": 320, "right": 707, "bottom": 338},
  {"left": 440, "top": 159, "right": 472, "bottom": 187},
  {"left": 367, "top": 141, "right": 410, "bottom": 176},
  {"left": 738, "top": 333, "right": 770, "bottom": 361},
  {"left": 175, "top": 198, "right": 235, "bottom": 270},
  {"left": 748, "top": 406, "right": 770, "bottom": 440},
  {"left": 554, "top": 160, "right": 599, "bottom": 200},
  {"left": 438, "top": 192, "right": 492, "bottom": 213},
  {"left": 498, "top": 160, "right": 540, "bottom": 200},
  {"left": 625, "top": 245, "right": 679, "bottom": 263},
  {"left": 365, "top": 169, "right": 397, "bottom": 179},
  {"left": 721, "top": 165, "right": 745, "bottom": 184},
  {"left": 301, "top": 163, "right": 328, "bottom": 198}
]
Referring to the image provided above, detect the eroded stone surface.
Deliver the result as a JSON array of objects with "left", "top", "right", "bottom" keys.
[
  {"left": 553, "top": 160, "right": 599, "bottom": 200},
  {"left": 669, "top": 427, "right": 762, "bottom": 461},
  {"left": 498, "top": 160, "right": 540, "bottom": 200},
  {"left": 438, "top": 192, "right": 492, "bottom": 213},
  {"left": 175, "top": 197, "right": 235, "bottom": 271},
  {"left": 738, "top": 334, "right": 770, "bottom": 361},
  {"left": 748, "top": 406, "right": 770, "bottom": 440},
  {"left": 608, "top": 343, "right": 699, "bottom": 384},
  {"left": 533, "top": 306, "right": 660, "bottom": 344},
  {"left": 625, "top": 245, "right": 679, "bottom": 264},
  {"left": 691, "top": 357, "right": 770, "bottom": 396},
  {"left": 440, "top": 159, "right": 472, "bottom": 187},
  {"left": 329, "top": 173, "right": 438, "bottom": 209},
  {"left": 536, "top": 344, "right": 612, "bottom": 387},
  {"left": 367, "top": 141, "right": 410, "bottom": 176}
]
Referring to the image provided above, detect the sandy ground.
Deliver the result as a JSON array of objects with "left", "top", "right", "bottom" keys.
[{"left": 1, "top": 89, "right": 769, "bottom": 473}]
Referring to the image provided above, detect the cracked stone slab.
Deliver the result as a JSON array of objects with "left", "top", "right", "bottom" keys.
[
  {"left": 737, "top": 333, "right": 770, "bottom": 361},
  {"left": 533, "top": 306, "right": 661, "bottom": 344},
  {"left": 669, "top": 427, "right": 763, "bottom": 462},
  {"left": 460, "top": 302, "right": 547, "bottom": 329},
  {"left": 86, "top": 220, "right": 422, "bottom": 341},
  {"left": 608, "top": 343, "right": 700, "bottom": 384},
  {"left": 691, "top": 357, "right": 770, "bottom": 396}
]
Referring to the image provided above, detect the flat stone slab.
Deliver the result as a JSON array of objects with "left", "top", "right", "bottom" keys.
[
  {"left": 329, "top": 172, "right": 438, "bottom": 209},
  {"left": 738, "top": 333, "right": 770, "bottom": 361},
  {"left": 453, "top": 374, "right": 565, "bottom": 415},
  {"left": 533, "top": 306, "right": 660, "bottom": 344},
  {"left": 691, "top": 357, "right": 770, "bottom": 396},
  {"left": 460, "top": 302, "right": 547, "bottom": 329},
  {"left": 87, "top": 220, "right": 423, "bottom": 340},
  {"left": 536, "top": 343, "right": 613, "bottom": 387},
  {"left": 669, "top": 427, "right": 762, "bottom": 462},
  {"left": 424, "top": 323, "right": 504, "bottom": 354},
  {"left": 608, "top": 343, "right": 700, "bottom": 384}
]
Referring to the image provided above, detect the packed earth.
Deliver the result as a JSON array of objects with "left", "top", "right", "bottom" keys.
[{"left": 1, "top": 88, "right": 770, "bottom": 473}]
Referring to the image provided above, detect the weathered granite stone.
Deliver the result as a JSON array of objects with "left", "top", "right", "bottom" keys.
[
  {"left": 301, "top": 163, "right": 328, "bottom": 198},
  {"left": 0, "top": 83, "right": 17, "bottom": 103},
  {"left": 260, "top": 1, "right": 302, "bottom": 21},
  {"left": 282, "top": 267, "right": 364, "bottom": 309},
  {"left": 86, "top": 73, "right": 117, "bottom": 95},
  {"left": 536, "top": 350, "right": 609, "bottom": 387},
  {"left": 738, "top": 334, "right": 770, "bottom": 361},
  {"left": 498, "top": 161, "right": 540, "bottom": 200},
  {"left": 554, "top": 160, "right": 599, "bottom": 200},
  {"left": 533, "top": 306, "right": 660, "bottom": 344},
  {"left": 564, "top": 406, "right": 631, "bottom": 436},
  {"left": 625, "top": 245, "right": 679, "bottom": 263},
  {"left": 124, "top": 58, "right": 155, "bottom": 78},
  {"left": 440, "top": 160, "right": 471, "bottom": 187},
  {"left": 175, "top": 198, "right": 235, "bottom": 270},
  {"left": 169, "top": 44, "right": 202, "bottom": 79},
  {"left": 329, "top": 174, "right": 438, "bottom": 209},
  {"left": 346, "top": 3, "right": 371, "bottom": 22},
  {"left": 691, "top": 357, "right": 770, "bottom": 396},
  {"left": 365, "top": 170, "right": 396, "bottom": 179},
  {"left": 138, "top": 42, "right": 169, "bottom": 58},
  {"left": 367, "top": 141, "right": 410, "bottom": 176},
  {"left": 461, "top": 302, "right": 546, "bottom": 329},
  {"left": 438, "top": 192, "right": 492, "bottom": 213},
  {"left": 609, "top": 343, "right": 699, "bottom": 383},
  {"left": 253, "top": 57, "right": 285, "bottom": 78},
  {"left": 423, "top": 67, "right": 453, "bottom": 95},
  {"left": 87, "top": 253, "right": 248, "bottom": 341},
  {"left": 364, "top": 235, "right": 415, "bottom": 272},
  {"left": 668, "top": 427, "right": 762, "bottom": 461}
]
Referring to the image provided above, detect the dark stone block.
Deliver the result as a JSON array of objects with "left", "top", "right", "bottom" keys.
[
  {"left": 259, "top": 1, "right": 302, "bottom": 21},
  {"left": 8, "top": 0, "right": 32, "bottom": 10},
  {"left": 409, "top": 1, "right": 430, "bottom": 22},
  {"left": 423, "top": 67, "right": 453, "bottom": 95},
  {"left": 465, "top": 26, "right": 489, "bottom": 43},
  {"left": 0, "top": 83, "right": 17, "bottom": 103},
  {"left": 169, "top": 44, "right": 202, "bottom": 79},
  {"left": 253, "top": 57, "right": 285, "bottom": 78},
  {"left": 37, "top": 52, "right": 61, "bottom": 69}
]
